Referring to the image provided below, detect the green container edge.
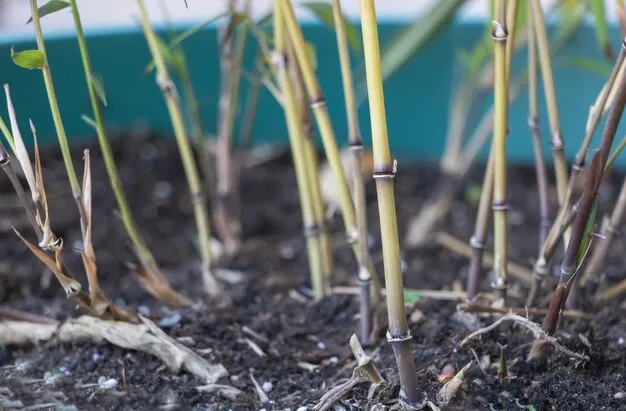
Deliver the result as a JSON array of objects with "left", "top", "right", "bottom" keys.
[{"left": 0, "top": 18, "right": 624, "bottom": 168}]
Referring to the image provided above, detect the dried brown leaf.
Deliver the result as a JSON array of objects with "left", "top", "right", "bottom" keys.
[
  {"left": 30, "top": 121, "right": 60, "bottom": 251},
  {"left": 3, "top": 84, "right": 39, "bottom": 204},
  {"left": 437, "top": 361, "right": 472, "bottom": 407},
  {"left": 13, "top": 227, "right": 80, "bottom": 297},
  {"left": 130, "top": 261, "right": 192, "bottom": 308}
]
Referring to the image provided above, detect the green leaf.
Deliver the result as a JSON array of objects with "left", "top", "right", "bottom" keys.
[
  {"left": 91, "top": 73, "right": 108, "bottom": 107},
  {"left": 355, "top": 0, "right": 467, "bottom": 104},
  {"left": 169, "top": 11, "right": 231, "bottom": 49},
  {"left": 81, "top": 114, "right": 97, "bottom": 129},
  {"left": 403, "top": 289, "right": 422, "bottom": 306},
  {"left": 145, "top": 11, "right": 230, "bottom": 74},
  {"left": 26, "top": 0, "right": 70, "bottom": 24},
  {"left": 553, "top": 0, "right": 586, "bottom": 47},
  {"left": 575, "top": 198, "right": 598, "bottom": 270},
  {"left": 10, "top": 48, "right": 46, "bottom": 70},
  {"left": 301, "top": 2, "right": 361, "bottom": 53},
  {"left": 589, "top": 0, "right": 612, "bottom": 58},
  {"left": 464, "top": 184, "right": 482, "bottom": 206},
  {"left": 558, "top": 55, "right": 612, "bottom": 77}
]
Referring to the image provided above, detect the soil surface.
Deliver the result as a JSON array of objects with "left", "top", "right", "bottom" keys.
[{"left": 1, "top": 131, "right": 625, "bottom": 411}]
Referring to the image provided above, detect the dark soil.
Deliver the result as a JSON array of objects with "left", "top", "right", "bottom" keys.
[{"left": 1, "top": 130, "right": 625, "bottom": 411}]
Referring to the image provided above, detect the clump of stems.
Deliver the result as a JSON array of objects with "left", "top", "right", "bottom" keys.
[
  {"left": 360, "top": 0, "right": 422, "bottom": 406},
  {"left": 527, "top": 37, "right": 626, "bottom": 306},
  {"left": 529, "top": 0, "right": 569, "bottom": 211},
  {"left": 278, "top": 0, "right": 380, "bottom": 291},
  {"left": 288, "top": 44, "right": 335, "bottom": 294},
  {"left": 214, "top": 0, "right": 250, "bottom": 256},
  {"left": 273, "top": 1, "right": 328, "bottom": 300},
  {"left": 331, "top": 0, "right": 374, "bottom": 343},
  {"left": 136, "top": 0, "right": 221, "bottom": 296},
  {"left": 530, "top": 54, "right": 626, "bottom": 358},
  {"left": 491, "top": 1, "right": 510, "bottom": 301},
  {"left": 69, "top": 0, "right": 190, "bottom": 307},
  {"left": 465, "top": 0, "right": 520, "bottom": 300}
]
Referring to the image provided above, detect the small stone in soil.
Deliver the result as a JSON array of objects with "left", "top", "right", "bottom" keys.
[
  {"left": 138, "top": 305, "right": 151, "bottom": 316},
  {"left": 262, "top": 381, "right": 273, "bottom": 393},
  {"left": 159, "top": 312, "right": 182, "bottom": 327}
]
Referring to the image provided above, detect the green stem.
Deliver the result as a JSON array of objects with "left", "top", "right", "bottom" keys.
[
  {"left": 136, "top": 0, "right": 221, "bottom": 296},
  {"left": 492, "top": 1, "right": 509, "bottom": 301},
  {"left": 29, "top": 0, "right": 81, "bottom": 201},
  {"left": 70, "top": 0, "right": 189, "bottom": 307}
]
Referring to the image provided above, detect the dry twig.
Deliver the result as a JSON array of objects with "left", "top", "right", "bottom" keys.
[
  {"left": 459, "top": 314, "right": 589, "bottom": 361},
  {"left": 0, "top": 315, "right": 228, "bottom": 383}
]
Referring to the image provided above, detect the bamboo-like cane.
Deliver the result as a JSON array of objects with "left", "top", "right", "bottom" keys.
[
  {"left": 289, "top": 60, "right": 334, "bottom": 291},
  {"left": 525, "top": 0, "right": 551, "bottom": 307},
  {"left": 69, "top": 0, "right": 189, "bottom": 307},
  {"left": 136, "top": 0, "right": 221, "bottom": 296},
  {"left": 526, "top": 1, "right": 550, "bottom": 251},
  {"left": 331, "top": 0, "right": 375, "bottom": 342},
  {"left": 465, "top": 146, "right": 494, "bottom": 300},
  {"left": 529, "top": 0, "right": 569, "bottom": 212},
  {"left": 214, "top": 0, "right": 249, "bottom": 256},
  {"left": 584, "top": 177, "right": 626, "bottom": 292},
  {"left": 359, "top": 0, "right": 422, "bottom": 406},
  {"left": 491, "top": 1, "right": 510, "bottom": 301},
  {"left": 274, "top": 1, "right": 327, "bottom": 300},
  {"left": 278, "top": 1, "right": 357, "bottom": 248}
]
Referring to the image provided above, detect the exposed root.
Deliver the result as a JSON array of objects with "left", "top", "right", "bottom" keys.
[
  {"left": 458, "top": 302, "right": 594, "bottom": 319},
  {"left": 0, "top": 315, "right": 228, "bottom": 383},
  {"left": 459, "top": 314, "right": 589, "bottom": 362}
]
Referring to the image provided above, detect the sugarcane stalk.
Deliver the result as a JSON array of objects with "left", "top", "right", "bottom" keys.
[
  {"left": 136, "top": 0, "right": 221, "bottom": 296},
  {"left": 274, "top": 1, "right": 327, "bottom": 300},
  {"left": 359, "top": 0, "right": 422, "bottom": 406}
]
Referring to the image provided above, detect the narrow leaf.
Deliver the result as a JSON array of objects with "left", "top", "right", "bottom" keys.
[
  {"left": 3, "top": 85, "right": 39, "bottom": 204},
  {"left": 11, "top": 48, "right": 46, "bottom": 70},
  {"left": 26, "top": 0, "right": 70, "bottom": 24},
  {"left": 559, "top": 55, "right": 612, "bottom": 77},
  {"left": 590, "top": 0, "right": 612, "bottom": 59},
  {"left": 81, "top": 114, "right": 97, "bottom": 129},
  {"left": 301, "top": 2, "right": 361, "bottom": 53},
  {"left": 91, "top": 73, "right": 108, "bottom": 107}
]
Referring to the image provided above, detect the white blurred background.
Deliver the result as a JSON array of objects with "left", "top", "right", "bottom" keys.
[{"left": 2, "top": 0, "right": 608, "bottom": 38}]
